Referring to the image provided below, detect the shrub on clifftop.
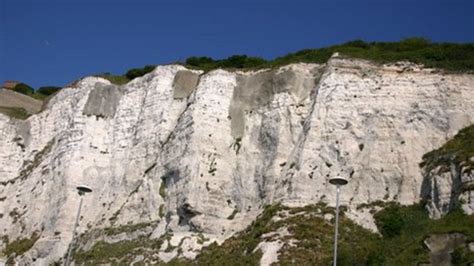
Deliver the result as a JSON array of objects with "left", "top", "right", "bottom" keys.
[
  {"left": 37, "top": 86, "right": 62, "bottom": 96},
  {"left": 125, "top": 65, "right": 156, "bottom": 80},
  {"left": 12, "top": 83, "right": 34, "bottom": 95}
]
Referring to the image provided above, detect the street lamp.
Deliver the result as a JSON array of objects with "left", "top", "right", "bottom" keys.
[
  {"left": 64, "top": 185, "right": 93, "bottom": 266},
  {"left": 329, "top": 176, "right": 348, "bottom": 266}
]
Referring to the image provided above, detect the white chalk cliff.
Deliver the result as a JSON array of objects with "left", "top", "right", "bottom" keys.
[{"left": 0, "top": 55, "right": 473, "bottom": 264}]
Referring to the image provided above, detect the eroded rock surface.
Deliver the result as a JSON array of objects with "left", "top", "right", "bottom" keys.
[
  {"left": 425, "top": 233, "right": 466, "bottom": 265},
  {"left": 172, "top": 70, "right": 201, "bottom": 99},
  {"left": 83, "top": 83, "right": 123, "bottom": 118}
]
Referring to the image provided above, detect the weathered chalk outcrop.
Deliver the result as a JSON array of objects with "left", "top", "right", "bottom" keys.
[
  {"left": 83, "top": 83, "right": 123, "bottom": 118},
  {"left": 172, "top": 70, "right": 201, "bottom": 99},
  {"left": 0, "top": 56, "right": 473, "bottom": 264},
  {"left": 425, "top": 233, "right": 467, "bottom": 265},
  {"left": 423, "top": 163, "right": 474, "bottom": 219},
  {"left": 420, "top": 125, "right": 474, "bottom": 218},
  {"left": 230, "top": 65, "right": 323, "bottom": 138}
]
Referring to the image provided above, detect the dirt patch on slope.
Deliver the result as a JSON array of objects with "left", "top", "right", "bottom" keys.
[{"left": 0, "top": 89, "right": 42, "bottom": 114}]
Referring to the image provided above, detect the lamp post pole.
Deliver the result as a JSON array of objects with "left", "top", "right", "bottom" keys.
[
  {"left": 333, "top": 184, "right": 341, "bottom": 266},
  {"left": 329, "top": 176, "right": 348, "bottom": 266},
  {"left": 65, "top": 185, "right": 92, "bottom": 266}
]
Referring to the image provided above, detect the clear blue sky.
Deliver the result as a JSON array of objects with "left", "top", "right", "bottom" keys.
[{"left": 1, "top": 0, "right": 473, "bottom": 88}]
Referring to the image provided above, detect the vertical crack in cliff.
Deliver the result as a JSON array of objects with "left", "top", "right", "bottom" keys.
[
  {"left": 131, "top": 82, "right": 156, "bottom": 145},
  {"left": 160, "top": 101, "right": 194, "bottom": 149},
  {"left": 268, "top": 65, "right": 327, "bottom": 202},
  {"left": 256, "top": 110, "right": 281, "bottom": 201},
  {"left": 283, "top": 64, "right": 327, "bottom": 170}
]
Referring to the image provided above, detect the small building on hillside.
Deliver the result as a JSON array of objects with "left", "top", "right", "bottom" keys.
[{"left": 1, "top": 80, "right": 20, "bottom": 90}]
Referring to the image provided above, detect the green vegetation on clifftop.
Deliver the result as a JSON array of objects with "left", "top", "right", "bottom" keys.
[
  {"left": 186, "top": 38, "right": 474, "bottom": 72},
  {"left": 95, "top": 65, "right": 156, "bottom": 85},
  {"left": 11, "top": 83, "right": 58, "bottom": 100}
]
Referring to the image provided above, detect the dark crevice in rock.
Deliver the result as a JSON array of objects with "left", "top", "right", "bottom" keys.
[
  {"left": 144, "top": 163, "right": 157, "bottom": 175},
  {"left": 160, "top": 100, "right": 194, "bottom": 149},
  {"left": 177, "top": 203, "right": 201, "bottom": 231}
]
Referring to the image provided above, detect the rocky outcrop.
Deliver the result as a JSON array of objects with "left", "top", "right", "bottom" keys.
[
  {"left": 172, "top": 70, "right": 201, "bottom": 99},
  {"left": 422, "top": 163, "right": 474, "bottom": 219},
  {"left": 420, "top": 125, "right": 474, "bottom": 218},
  {"left": 0, "top": 56, "right": 473, "bottom": 264},
  {"left": 425, "top": 233, "right": 467, "bottom": 265},
  {"left": 83, "top": 83, "right": 123, "bottom": 118}
]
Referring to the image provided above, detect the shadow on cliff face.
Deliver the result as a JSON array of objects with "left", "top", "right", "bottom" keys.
[
  {"left": 254, "top": 112, "right": 281, "bottom": 200},
  {"left": 161, "top": 168, "right": 201, "bottom": 231},
  {"left": 420, "top": 164, "right": 465, "bottom": 219},
  {"left": 229, "top": 67, "right": 322, "bottom": 139}
]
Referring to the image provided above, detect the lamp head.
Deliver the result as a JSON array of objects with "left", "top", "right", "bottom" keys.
[
  {"left": 76, "top": 185, "right": 93, "bottom": 196},
  {"left": 329, "top": 176, "right": 348, "bottom": 186}
]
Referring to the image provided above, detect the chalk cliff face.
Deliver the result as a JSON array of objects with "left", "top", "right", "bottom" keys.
[
  {"left": 423, "top": 163, "right": 474, "bottom": 219},
  {"left": 0, "top": 55, "right": 473, "bottom": 264}
]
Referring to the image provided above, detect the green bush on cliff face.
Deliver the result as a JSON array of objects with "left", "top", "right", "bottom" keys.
[
  {"left": 74, "top": 237, "right": 164, "bottom": 265},
  {"left": 374, "top": 204, "right": 405, "bottom": 238},
  {"left": 36, "top": 86, "right": 62, "bottom": 96},
  {"left": 0, "top": 107, "right": 31, "bottom": 120},
  {"left": 374, "top": 203, "right": 474, "bottom": 265},
  {"left": 420, "top": 124, "right": 474, "bottom": 172},
  {"left": 3, "top": 232, "right": 40, "bottom": 257},
  {"left": 12, "top": 83, "right": 34, "bottom": 95}
]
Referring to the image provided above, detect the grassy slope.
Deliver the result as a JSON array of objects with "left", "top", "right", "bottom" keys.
[
  {"left": 420, "top": 124, "right": 474, "bottom": 172},
  {"left": 0, "top": 106, "right": 31, "bottom": 120},
  {"left": 1, "top": 232, "right": 40, "bottom": 264},
  {"left": 70, "top": 203, "right": 474, "bottom": 265},
  {"left": 195, "top": 203, "right": 474, "bottom": 265}
]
